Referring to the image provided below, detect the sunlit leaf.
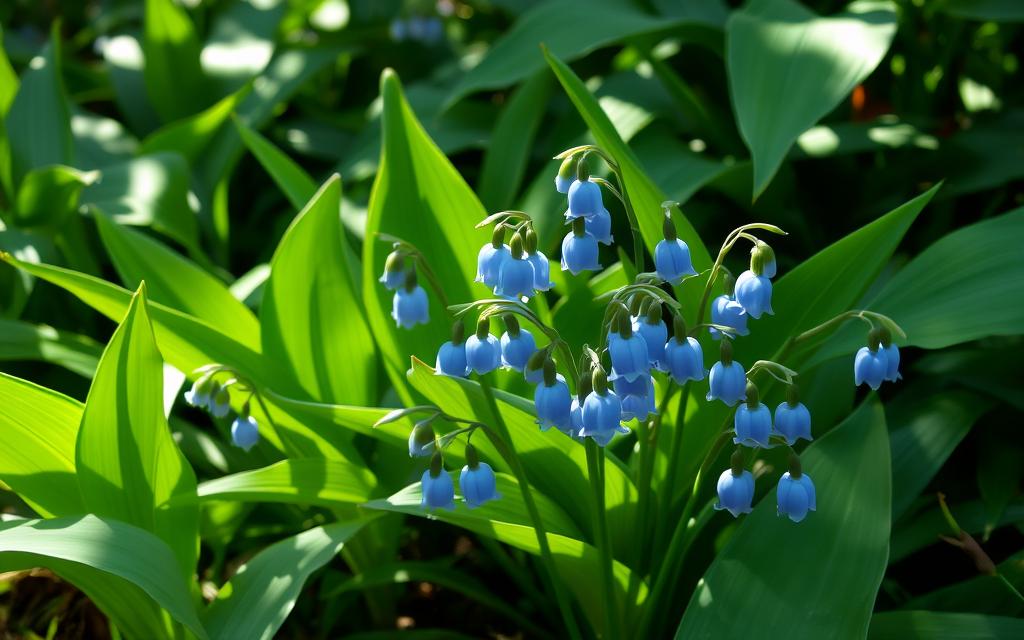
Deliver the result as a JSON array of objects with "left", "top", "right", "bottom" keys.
[
  {"left": 14, "top": 165, "right": 98, "bottom": 226},
  {"left": 143, "top": 0, "right": 208, "bottom": 122},
  {"left": 0, "top": 318, "right": 101, "bottom": 377}
]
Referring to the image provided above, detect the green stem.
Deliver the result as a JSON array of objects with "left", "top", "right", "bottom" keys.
[
  {"left": 652, "top": 386, "right": 690, "bottom": 553},
  {"left": 586, "top": 438, "right": 621, "bottom": 639},
  {"left": 478, "top": 378, "right": 583, "bottom": 640},
  {"left": 997, "top": 573, "right": 1024, "bottom": 605}
]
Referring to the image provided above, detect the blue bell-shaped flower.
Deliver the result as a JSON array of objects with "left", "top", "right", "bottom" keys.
[
  {"left": 231, "top": 411, "right": 259, "bottom": 452},
  {"left": 734, "top": 269, "right": 774, "bottom": 319},
  {"left": 715, "top": 449, "right": 755, "bottom": 517},
  {"left": 609, "top": 310, "right": 649, "bottom": 383},
  {"left": 584, "top": 208, "right": 614, "bottom": 245},
  {"left": 561, "top": 218, "right": 601, "bottom": 275},
  {"left": 379, "top": 250, "right": 406, "bottom": 290},
  {"left": 580, "top": 367, "right": 628, "bottom": 446},
  {"left": 777, "top": 454, "right": 816, "bottom": 523},
  {"left": 707, "top": 340, "right": 747, "bottom": 406},
  {"left": 654, "top": 216, "right": 697, "bottom": 284},
  {"left": 421, "top": 452, "right": 455, "bottom": 510},
  {"left": 854, "top": 329, "right": 889, "bottom": 390},
  {"left": 408, "top": 418, "right": 436, "bottom": 458},
  {"left": 476, "top": 226, "right": 511, "bottom": 288},
  {"left": 392, "top": 270, "right": 429, "bottom": 329},
  {"left": 733, "top": 382, "right": 772, "bottom": 448},
  {"left": 460, "top": 444, "right": 499, "bottom": 508},
  {"left": 534, "top": 360, "right": 572, "bottom": 432},
  {"left": 184, "top": 374, "right": 213, "bottom": 409},
  {"left": 619, "top": 375, "right": 656, "bottom": 422},
  {"left": 435, "top": 320, "right": 469, "bottom": 377},
  {"left": 465, "top": 317, "right": 501, "bottom": 375},
  {"left": 555, "top": 155, "right": 576, "bottom": 194},
  {"left": 710, "top": 279, "right": 749, "bottom": 339},
  {"left": 879, "top": 328, "right": 901, "bottom": 382},
  {"left": 774, "top": 384, "right": 812, "bottom": 445},
  {"left": 751, "top": 240, "right": 777, "bottom": 279},
  {"left": 523, "top": 349, "right": 547, "bottom": 385},
  {"left": 210, "top": 383, "right": 231, "bottom": 418},
  {"left": 494, "top": 233, "right": 536, "bottom": 300},
  {"left": 500, "top": 316, "right": 537, "bottom": 371},
  {"left": 565, "top": 158, "right": 603, "bottom": 219},
  {"left": 634, "top": 302, "right": 668, "bottom": 371},
  {"left": 524, "top": 229, "right": 554, "bottom": 291},
  {"left": 664, "top": 315, "right": 705, "bottom": 383}
]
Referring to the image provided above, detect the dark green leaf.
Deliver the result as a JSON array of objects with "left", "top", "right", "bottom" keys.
[
  {"left": 869, "top": 611, "right": 1024, "bottom": 639},
  {"left": 143, "top": 0, "right": 207, "bottom": 122}
]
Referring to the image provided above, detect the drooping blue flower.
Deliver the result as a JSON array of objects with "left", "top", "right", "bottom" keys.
[
  {"left": 465, "top": 320, "right": 501, "bottom": 375},
  {"left": 733, "top": 384, "right": 772, "bottom": 448},
  {"left": 476, "top": 226, "right": 511, "bottom": 288},
  {"left": 854, "top": 332, "right": 889, "bottom": 390},
  {"left": 654, "top": 216, "right": 697, "bottom": 284},
  {"left": 210, "top": 384, "right": 231, "bottom": 418},
  {"left": 231, "top": 415, "right": 259, "bottom": 451},
  {"left": 580, "top": 368, "right": 628, "bottom": 446},
  {"left": 619, "top": 375, "right": 656, "bottom": 422},
  {"left": 569, "top": 396, "right": 584, "bottom": 436},
  {"left": 421, "top": 458, "right": 456, "bottom": 511},
  {"left": 534, "top": 363, "right": 572, "bottom": 432},
  {"left": 500, "top": 322, "right": 537, "bottom": 371},
  {"left": 777, "top": 469, "right": 816, "bottom": 523},
  {"left": 184, "top": 376, "right": 212, "bottom": 409},
  {"left": 664, "top": 316, "right": 705, "bottom": 383},
  {"left": 608, "top": 310, "right": 649, "bottom": 382},
  {"left": 435, "top": 320, "right": 468, "bottom": 377},
  {"left": 524, "top": 349, "right": 547, "bottom": 385},
  {"left": 408, "top": 420, "right": 436, "bottom": 458},
  {"left": 555, "top": 174, "right": 572, "bottom": 193},
  {"left": 379, "top": 251, "right": 406, "bottom": 290},
  {"left": 566, "top": 179, "right": 603, "bottom": 220},
  {"left": 709, "top": 294, "right": 749, "bottom": 340},
  {"left": 774, "top": 386, "right": 812, "bottom": 444},
  {"left": 734, "top": 269, "right": 774, "bottom": 319},
  {"left": 524, "top": 229, "right": 554, "bottom": 291},
  {"left": 715, "top": 468, "right": 755, "bottom": 518},
  {"left": 392, "top": 270, "right": 429, "bottom": 329},
  {"left": 634, "top": 304, "right": 668, "bottom": 370},
  {"left": 880, "top": 329, "right": 901, "bottom": 382},
  {"left": 460, "top": 445, "right": 499, "bottom": 509},
  {"left": 584, "top": 208, "right": 614, "bottom": 245},
  {"left": 494, "top": 233, "right": 536, "bottom": 300},
  {"left": 707, "top": 341, "right": 746, "bottom": 406},
  {"left": 555, "top": 155, "right": 577, "bottom": 194},
  {"left": 561, "top": 219, "right": 601, "bottom": 275}
]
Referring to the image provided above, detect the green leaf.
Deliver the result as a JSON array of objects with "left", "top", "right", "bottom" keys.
[
  {"left": 5, "top": 23, "right": 73, "bottom": 184},
  {"left": 0, "top": 514, "right": 207, "bottom": 639},
  {"left": 96, "top": 32, "right": 161, "bottom": 135},
  {"left": 0, "top": 318, "right": 102, "bottom": 377},
  {"left": 977, "top": 423, "right": 1024, "bottom": 540},
  {"left": 450, "top": 0, "right": 720, "bottom": 102},
  {"left": 727, "top": 0, "right": 897, "bottom": 197},
  {"left": 200, "top": 0, "right": 283, "bottom": 95},
  {"left": 543, "top": 48, "right": 712, "bottom": 314},
  {"left": 868, "top": 611, "right": 1024, "bottom": 639},
  {"left": 203, "top": 518, "right": 374, "bottom": 640},
  {"left": 888, "top": 388, "right": 993, "bottom": 520},
  {"left": 676, "top": 398, "right": 891, "bottom": 639},
  {"left": 188, "top": 458, "right": 376, "bottom": 507},
  {"left": 262, "top": 176, "right": 376, "bottom": 405},
  {"left": 0, "top": 372, "right": 83, "bottom": 517},
  {"left": 477, "top": 72, "right": 551, "bottom": 211},
  {"left": 234, "top": 117, "right": 317, "bottom": 211},
  {"left": 83, "top": 152, "right": 198, "bottom": 250},
  {"left": 362, "top": 71, "right": 489, "bottom": 400},
  {"left": 938, "top": 0, "right": 1024, "bottom": 22},
  {"left": 13, "top": 165, "right": 98, "bottom": 227},
  {"left": 902, "top": 548, "right": 1024, "bottom": 615},
  {"left": 139, "top": 86, "right": 248, "bottom": 164},
  {"left": 76, "top": 284, "right": 199, "bottom": 579},
  {"left": 0, "top": 23, "right": 17, "bottom": 115},
  {"left": 93, "top": 213, "right": 260, "bottom": 350},
  {"left": 143, "top": 0, "right": 207, "bottom": 122}
]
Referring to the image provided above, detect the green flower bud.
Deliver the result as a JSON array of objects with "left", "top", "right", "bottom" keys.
[
  {"left": 745, "top": 381, "right": 759, "bottom": 409},
  {"left": 576, "top": 154, "right": 590, "bottom": 182},
  {"left": 672, "top": 313, "right": 687, "bottom": 341},
  {"left": 476, "top": 316, "right": 491, "bottom": 339},
  {"left": 491, "top": 224, "right": 505, "bottom": 249},
  {"left": 572, "top": 216, "right": 587, "bottom": 237},
  {"left": 510, "top": 232, "right": 525, "bottom": 259},
  {"left": 524, "top": 228, "right": 539, "bottom": 255},
  {"left": 404, "top": 267, "right": 419, "bottom": 292},
  {"left": 592, "top": 366, "right": 609, "bottom": 395},
  {"left": 662, "top": 215, "right": 678, "bottom": 242},
  {"left": 720, "top": 338, "right": 733, "bottom": 366},
  {"left": 730, "top": 447, "right": 746, "bottom": 477},
  {"left": 429, "top": 450, "right": 444, "bottom": 477},
  {"left": 465, "top": 442, "right": 480, "bottom": 469},
  {"left": 786, "top": 383, "right": 800, "bottom": 407},
  {"left": 788, "top": 451, "right": 803, "bottom": 479},
  {"left": 451, "top": 319, "right": 466, "bottom": 346},
  {"left": 645, "top": 301, "right": 663, "bottom": 325},
  {"left": 558, "top": 155, "right": 577, "bottom": 181},
  {"left": 543, "top": 358, "right": 557, "bottom": 387}
]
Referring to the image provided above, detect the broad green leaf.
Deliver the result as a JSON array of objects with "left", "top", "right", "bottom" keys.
[
  {"left": 366, "top": 483, "right": 644, "bottom": 638},
  {"left": 0, "top": 514, "right": 207, "bottom": 639},
  {"left": 406, "top": 358, "right": 638, "bottom": 557},
  {"left": 188, "top": 458, "right": 376, "bottom": 507},
  {"left": 203, "top": 518, "right": 375, "bottom": 640},
  {"left": 727, "top": 0, "right": 897, "bottom": 197},
  {"left": 544, "top": 48, "right": 712, "bottom": 314},
  {"left": 0, "top": 372, "right": 83, "bottom": 517},
  {"left": 477, "top": 72, "right": 551, "bottom": 211},
  {"left": 201, "top": 0, "right": 284, "bottom": 95},
  {"left": 890, "top": 499, "right": 1024, "bottom": 563},
  {"left": 14, "top": 165, "right": 97, "bottom": 226},
  {"left": 869, "top": 611, "right": 1024, "bottom": 639},
  {"left": 83, "top": 152, "right": 198, "bottom": 250},
  {"left": 5, "top": 23, "right": 73, "bottom": 184},
  {"left": 450, "top": 0, "right": 720, "bottom": 102},
  {"left": 262, "top": 175, "right": 376, "bottom": 405},
  {"left": 810, "top": 206, "right": 1024, "bottom": 363},
  {"left": 71, "top": 108, "right": 140, "bottom": 169},
  {"left": 362, "top": 70, "right": 489, "bottom": 401},
  {"left": 76, "top": 285, "right": 199, "bottom": 579},
  {"left": 902, "top": 548, "right": 1024, "bottom": 615},
  {"left": 888, "top": 388, "right": 993, "bottom": 520},
  {"left": 139, "top": 87, "right": 248, "bottom": 164},
  {"left": 939, "top": 0, "right": 1024, "bottom": 22},
  {"left": 0, "top": 318, "right": 101, "bottom": 377},
  {"left": 93, "top": 213, "right": 260, "bottom": 349},
  {"left": 143, "top": 0, "right": 207, "bottom": 122},
  {"left": 632, "top": 126, "right": 732, "bottom": 206},
  {"left": 234, "top": 117, "right": 317, "bottom": 210},
  {"left": 263, "top": 390, "right": 408, "bottom": 449},
  {"left": 675, "top": 398, "right": 891, "bottom": 639}
]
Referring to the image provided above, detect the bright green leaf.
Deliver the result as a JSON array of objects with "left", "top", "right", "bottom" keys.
[
  {"left": 188, "top": 458, "right": 377, "bottom": 507},
  {"left": 143, "top": 0, "right": 208, "bottom": 122},
  {"left": 139, "top": 86, "right": 248, "bottom": 164},
  {"left": 14, "top": 165, "right": 98, "bottom": 227},
  {"left": 0, "top": 318, "right": 101, "bottom": 377},
  {"left": 234, "top": 117, "right": 317, "bottom": 211}
]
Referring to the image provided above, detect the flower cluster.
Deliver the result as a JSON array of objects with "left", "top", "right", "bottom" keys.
[
  {"left": 411, "top": 425, "right": 500, "bottom": 510},
  {"left": 183, "top": 371, "right": 260, "bottom": 452},
  {"left": 854, "top": 327, "right": 901, "bottom": 390}
]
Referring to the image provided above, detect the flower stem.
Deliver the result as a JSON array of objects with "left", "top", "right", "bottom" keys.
[
  {"left": 478, "top": 377, "right": 583, "bottom": 640},
  {"left": 585, "top": 438, "right": 622, "bottom": 639}
]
